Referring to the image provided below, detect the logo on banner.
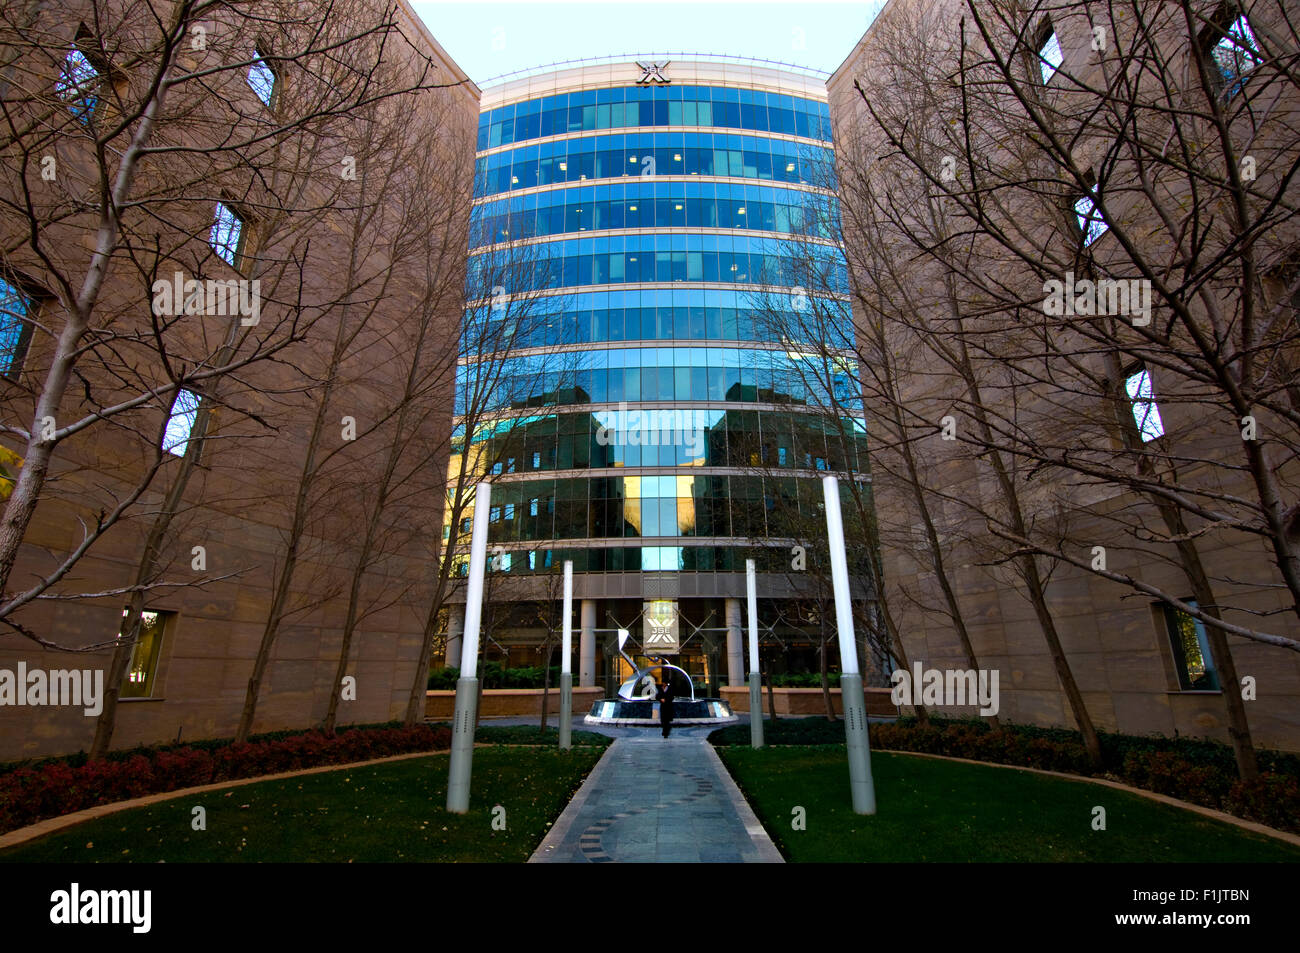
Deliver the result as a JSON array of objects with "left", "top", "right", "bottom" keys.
[{"left": 642, "top": 599, "right": 679, "bottom": 653}]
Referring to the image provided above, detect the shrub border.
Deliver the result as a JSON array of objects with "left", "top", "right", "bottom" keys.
[
  {"left": 0, "top": 750, "right": 445, "bottom": 852},
  {"left": 0, "top": 723, "right": 452, "bottom": 836}
]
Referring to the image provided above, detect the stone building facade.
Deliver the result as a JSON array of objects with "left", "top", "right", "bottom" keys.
[{"left": 0, "top": 0, "right": 478, "bottom": 761}]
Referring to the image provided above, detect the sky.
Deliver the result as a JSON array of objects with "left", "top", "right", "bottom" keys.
[{"left": 408, "top": 0, "right": 887, "bottom": 86}]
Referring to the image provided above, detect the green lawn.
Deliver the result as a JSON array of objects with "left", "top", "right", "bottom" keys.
[
  {"left": 718, "top": 747, "right": 1300, "bottom": 863},
  {"left": 0, "top": 746, "right": 603, "bottom": 863}
]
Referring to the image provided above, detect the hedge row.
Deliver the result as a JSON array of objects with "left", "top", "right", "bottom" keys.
[
  {"left": 770, "top": 672, "right": 843, "bottom": 688},
  {"left": 0, "top": 724, "right": 451, "bottom": 836}
]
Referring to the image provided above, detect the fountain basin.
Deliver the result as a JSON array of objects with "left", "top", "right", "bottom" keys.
[{"left": 584, "top": 697, "right": 736, "bottom": 726}]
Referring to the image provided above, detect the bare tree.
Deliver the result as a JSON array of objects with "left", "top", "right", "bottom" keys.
[
  {"left": 835, "top": 0, "right": 1300, "bottom": 773},
  {"left": 401, "top": 226, "right": 566, "bottom": 725},
  {"left": 0, "top": 1, "right": 461, "bottom": 664}
]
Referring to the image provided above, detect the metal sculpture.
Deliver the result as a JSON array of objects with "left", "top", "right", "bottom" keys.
[{"left": 614, "top": 628, "right": 696, "bottom": 701}]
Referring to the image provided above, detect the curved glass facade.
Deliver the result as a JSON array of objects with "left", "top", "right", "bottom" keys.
[
  {"left": 453, "top": 287, "right": 851, "bottom": 349},
  {"left": 458, "top": 68, "right": 858, "bottom": 569},
  {"left": 469, "top": 233, "right": 847, "bottom": 293},
  {"left": 478, "top": 84, "right": 833, "bottom": 151},
  {"left": 471, "top": 180, "right": 839, "bottom": 245},
  {"left": 475, "top": 131, "right": 833, "bottom": 197},
  {"left": 458, "top": 347, "right": 862, "bottom": 413}
]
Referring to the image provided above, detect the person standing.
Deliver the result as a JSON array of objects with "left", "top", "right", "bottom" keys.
[{"left": 656, "top": 675, "right": 676, "bottom": 738}]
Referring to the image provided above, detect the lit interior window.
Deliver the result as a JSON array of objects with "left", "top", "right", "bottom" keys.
[
  {"left": 1125, "top": 369, "right": 1165, "bottom": 442},
  {"left": 163, "top": 389, "right": 201, "bottom": 456},
  {"left": 120, "top": 609, "right": 165, "bottom": 698},
  {"left": 1163, "top": 601, "right": 1219, "bottom": 690}
]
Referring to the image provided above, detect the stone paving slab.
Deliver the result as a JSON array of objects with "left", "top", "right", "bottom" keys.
[{"left": 529, "top": 728, "right": 783, "bottom": 864}]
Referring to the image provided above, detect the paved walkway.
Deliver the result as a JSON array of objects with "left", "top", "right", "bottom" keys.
[{"left": 529, "top": 725, "right": 783, "bottom": 863}]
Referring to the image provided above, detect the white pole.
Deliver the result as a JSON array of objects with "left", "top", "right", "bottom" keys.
[
  {"left": 447, "top": 482, "right": 492, "bottom": 813},
  {"left": 822, "top": 474, "right": 876, "bottom": 814},
  {"left": 559, "top": 559, "right": 574, "bottom": 749},
  {"left": 561, "top": 560, "right": 573, "bottom": 673},
  {"left": 746, "top": 559, "right": 759, "bottom": 672},
  {"left": 458, "top": 483, "right": 492, "bottom": 679},
  {"left": 746, "top": 558, "right": 764, "bottom": 748},
  {"left": 823, "top": 476, "right": 858, "bottom": 677}
]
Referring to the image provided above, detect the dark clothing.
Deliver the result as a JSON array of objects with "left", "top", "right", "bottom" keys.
[{"left": 656, "top": 683, "right": 676, "bottom": 738}]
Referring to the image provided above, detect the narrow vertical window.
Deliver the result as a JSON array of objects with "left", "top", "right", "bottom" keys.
[
  {"left": 1205, "top": 10, "right": 1261, "bottom": 98},
  {"left": 1163, "top": 601, "right": 1220, "bottom": 690},
  {"left": 1125, "top": 369, "right": 1165, "bottom": 442},
  {"left": 163, "top": 389, "right": 201, "bottom": 456},
  {"left": 248, "top": 50, "right": 277, "bottom": 107},
  {"left": 56, "top": 47, "right": 100, "bottom": 122},
  {"left": 0, "top": 277, "right": 34, "bottom": 377},
  {"left": 1037, "top": 22, "right": 1063, "bottom": 83},
  {"left": 120, "top": 609, "right": 169, "bottom": 698},
  {"left": 1074, "top": 186, "right": 1108, "bottom": 247},
  {"left": 210, "top": 202, "right": 245, "bottom": 268}
]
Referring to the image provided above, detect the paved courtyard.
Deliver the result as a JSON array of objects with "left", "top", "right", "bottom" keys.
[{"left": 529, "top": 725, "right": 783, "bottom": 863}]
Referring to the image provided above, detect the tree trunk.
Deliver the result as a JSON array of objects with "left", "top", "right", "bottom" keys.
[
  {"left": 236, "top": 354, "right": 339, "bottom": 742},
  {"left": 946, "top": 290, "right": 1102, "bottom": 766},
  {"left": 820, "top": 632, "right": 836, "bottom": 721},
  {"left": 474, "top": 648, "right": 486, "bottom": 731},
  {"left": 0, "top": 41, "right": 178, "bottom": 595},
  {"left": 90, "top": 396, "right": 216, "bottom": 758},
  {"left": 540, "top": 641, "right": 554, "bottom": 731},
  {"left": 766, "top": 660, "right": 778, "bottom": 723}
]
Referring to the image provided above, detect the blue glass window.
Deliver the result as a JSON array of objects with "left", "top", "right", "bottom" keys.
[
  {"left": 0, "top": 277, "right": 33, "bottom": 376},
  {"left": 1209, "top": 14, "right": 1261, "bottom": 98},
  {"left": 210, "top": 202, "right": 245, "bottom": 267},
  {"left": 163, "top": 389, "right": 201, "bottom": 456},
  {"left": 476, "top": 85, "right": 833, "bottom": 145},
  {"left": 56, "top": 48, "right": 99, "bottom": 123}
]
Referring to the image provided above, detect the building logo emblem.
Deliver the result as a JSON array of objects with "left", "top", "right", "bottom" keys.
[
  {"left": 642, "top": 599, "right": 679, "bottom": 653},
  {"left": 636, "top": 61, "right": 670, "bottom": 85}
]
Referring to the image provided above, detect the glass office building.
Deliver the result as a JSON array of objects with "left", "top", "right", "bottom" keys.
[{"left": 448, "top": 59, "right": 871, "bottom": 695}]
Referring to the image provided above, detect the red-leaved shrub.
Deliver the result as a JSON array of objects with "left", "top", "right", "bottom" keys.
[
  {"left": 0, "top": 724, "right": 453, "bottom": 835},
  {"left": 1223, "top": 774, "right": 1300, "bottom": 834}
]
